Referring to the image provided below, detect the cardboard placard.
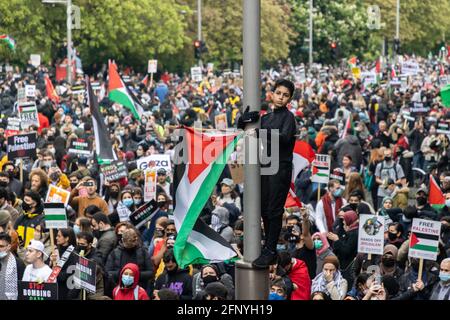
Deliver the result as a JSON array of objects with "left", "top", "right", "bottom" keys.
[
  {"left": 74, "top": 255, "right": 97, "bottom": 294},
  {"left": 358, "top": 214, "right": 385, "bottom": 255},
  {"left": 148, "top": 59, "right": 158, "bottom": 74},
  {"left": 100, "top": 160, "right": 128, "bottom": 182},
  {"left": 46, "top": 185, "right": 71, "bottom": 207},
  {"left": 137, "top": 154, "right": 171, "bottom": 172},
  {"left": 7, "top": 132, "right": 37, "bottom": 159},
  {"left": 129, "top": 200, "right": 159, "bottom": 229},
  {"left": 229, "top": 162, "right": 244, "bottom": 185},
  {"left": 18, "top": 102, "right": 40, "bottom": 129},
  {"left": 18, "top": 281, "right": 58, "bottom": 300},
  {"left": 44, "top": 202, "right": 68, "bottom": 229},
  {"left": 68, "top": 139, "right": 91, "bottom": 156},
  {"left": 144, "top": 170, "right": 157, "bottom": 202},
  {"left": 191, "top": 67, "right": 203, "bottom": 82},
  {"left": 215, "top": 113, "right": 228, "bottom": 130},
  {"left": 311, "top": 154, "right": 330, "bottom": 184},
  {"left": 408, "top": 218, "right": 441, "bottom": 261}
]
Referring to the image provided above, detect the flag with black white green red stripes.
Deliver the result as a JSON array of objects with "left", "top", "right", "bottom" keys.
[{"left": 408, "top": 218, "right": 441, "bottom": 261}]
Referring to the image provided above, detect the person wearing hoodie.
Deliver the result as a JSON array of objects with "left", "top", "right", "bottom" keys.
[
  {"left": 14, "top": 191, "right": 45, "bottom": 249},
  {"left": 154, "top": 249, "right": 193, "bottom": 300},
  {"left": 105, "top": 228, "right": 154, "bottom": 292},
  {"left": 192, "top": 264, "right": 235, "bottom": 300},
  {"left": 326, "top": 210, "right": 359, "bottom": 286},
  {"left": 334, "top": 135, "right": 363, "bottom": 171},
  {"left": 210, "top": 206, "right": 233, "bottom": 243},
  {"left": 112, "top": 263, "right": 150, "bottom": 300},
  {"left": 311, "top": 232, "right": 336, "bottom": 275}
]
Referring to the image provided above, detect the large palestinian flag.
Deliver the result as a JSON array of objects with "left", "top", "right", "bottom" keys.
[
  {"left": 173, "top": 127, "right": 242, "bottom": 268},
  {"left": 86, "top": 76, "right": 117, "bottom": 164},
  {"left": 108, "top": 61, "right": 144, "bottom": 120},
  {"left": 285, "top": 140, "right": 316, "bottom": 208}
]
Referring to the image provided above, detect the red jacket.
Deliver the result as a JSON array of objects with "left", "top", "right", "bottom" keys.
[
  {"left": 38, "top": 113, "right": 50, "bottom": 134},
  {"left": 289, "top": 258, "right": 311, "bottom": 300},
  {"left": 113, "top": 263, "right": 150, "bottom": 300}
]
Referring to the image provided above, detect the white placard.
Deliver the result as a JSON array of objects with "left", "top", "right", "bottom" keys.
[
  {"left": 144, "top": 170, "right": 157, "bottom": 202},
  {"left": 137, "top": 154, "right": 172, "bottom": 172},
  {"left": 401, "top": 61, "right": 419, "bottom": 75},
  {"left": 25, "top": 85, "right": 36, "bottom": 97},
  {"left": 148, "top": 59, "right": 158, "bottom": 74},
  {"left": 311, "top": 154, "right": 330, "bottom": 184},
  {"left": 408, "top": 218, "right": 441, "bottom": 261},
  {"left": 358, "top": 214, "right": 385, "bottom": 256},
  {"left": 30, "top": 54, "right": 41, "bottom": 67},
  {"left": 191, "top": 67, "right": 203, "bottom": 82}
]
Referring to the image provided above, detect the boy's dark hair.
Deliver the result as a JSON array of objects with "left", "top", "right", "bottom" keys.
[
  {"left": 0, "top": 232, "right": 12, "bottom": 244},
  {"left": 157, "top": 288, "right": 179, "bottom": 300},
  {"left": 163, "top": 248, "right": 177, "bottom": 264},
  {"left": 274, "top": 79, "right": 295, "bottom": 98},
  {"left": 84, "top": 205, "right": 101, "bottom": 217},
  {"left": 76, "top": 231, "right": 94, "bottom": 244},
  {"left": 92, "top": 212, "right": 111, "bottom": 226}
]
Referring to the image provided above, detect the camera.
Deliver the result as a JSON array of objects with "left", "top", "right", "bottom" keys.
[{"left": 83, "top": 181, "right": 94, "bottom": 187}]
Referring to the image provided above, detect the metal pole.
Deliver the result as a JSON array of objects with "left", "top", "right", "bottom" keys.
[
  {"left": 67, "top": 0, "right": 73, "bottom": 84},
  {"left": 197, "top": 0, "right": 203, "bottom": 68},
  {"left": 395, "top": 0, "right": 400, "bottom": 40},
  {"left": 309, "top": 0, "right": 313, "bottom": 67},
  {"left": 235, "top": 0, "right": 268, "bottom": 301}
]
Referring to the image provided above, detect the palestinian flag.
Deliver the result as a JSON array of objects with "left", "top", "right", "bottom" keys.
[
  {"left": 285, "top": 141, "right": 316, "bottom": 208},
  {"left": 86, "top": 76, "right": 117, "bottom": 164},
  {"left": 429, "top": 174, "right": 445, "bottom": 209},
  {"left": 312, "top": 164, "right": 329, "bottom": 178},
  {"left": 341, "top": 114, "right": 354, "bottom": 139},
  {"left": 108, "top": 60, "right": 144, "bottom": 120},
  {"left": 409, "top": 231, "right": 439, "bottom": 253},
  {"left": 0, "top": 34, "right": 15, "bottom": 50},
  {"left": 173, "top": 127, "right": 242, "bottom": 268},
  {"left": 45, "top": 76, "right": 60, "bottom": 104},
  {"left": 348, "top": 56, "right": 357, "bottom": 68},
  {"left": 142, "top": 74, "right": 149, "bottom": 87}
]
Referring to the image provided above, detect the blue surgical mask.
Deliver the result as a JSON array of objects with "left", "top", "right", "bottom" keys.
[
  {"left": 73, "top": 225, "right": 81, "bottom": 235},
  {"left": 134, "top": 199, "right": 142, "bottom": 206},
  {"left": 439, "top": 272, "right": 450, "bottom": 282},
  {"left": 314, "top": 239, "right": 323, "bottom": 250},
  {"left": 445, "top": 199, "right": 450, "bottom": 208},
  {"left": 276, "top": 244, "right": 287, "bottom": 251},
  {"left": 122, "top": 274, "right": 134, "bottom": 287},
  {"left": 123, "top": 199, "right": 134, "bottom": 208},
  {"left": 333, "top": 188, "right": 343, "bottom": 198},
  {"left": 268, "top": 292, "right": 285, "bottom": 300}
]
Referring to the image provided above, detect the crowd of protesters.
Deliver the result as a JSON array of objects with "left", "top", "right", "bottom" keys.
[{"left": 0, "top": 53, "right": 450, "bottom": 300}]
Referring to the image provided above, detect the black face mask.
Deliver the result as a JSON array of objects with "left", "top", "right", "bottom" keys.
[
  {"left": 0, "top": 181, "right": 8, "bottom": 188},
  {"left": 388, "top": 232, "right": 398, "bottom": 241},
  {"left": 416, "top": 197, "right": 427, "bottom": 206},
  {"left": 166, "top": 268, "right": 178, "bottom": 275},
  {"left": 76, "top": 245, "right": 88, "bottom": 254},
  {"left": 202, "top": 275, "right": 219, "bottom": 286},
  {"left": 109, "top": 191, "right": 119, "bottom": 198},
  {"left": 349, "top": 203, "right": 358, "bottom": 211},
  {"left": 7, "top": 171, "right": 15, "bottom": 179},
  {"left": 382, "top": 255, "right": 396, "bottom": 268},
  {"left": 157, "top": 201, "right": 166, "bottom": 208},
  {"left": 384, "top": 156, "right": 392, "bottom": 162},
  {"left": 22, "top": 202, "right": 32, "bottom": 212}
]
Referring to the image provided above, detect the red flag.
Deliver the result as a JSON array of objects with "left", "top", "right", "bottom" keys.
[
  {"left": 142, "top": 74, "right": 148, "bottom": 86},
  {"left": 391, "top": 66, "right": 397, "bottom": 78},
  {"left": 45, "top": 76, "right": 60, "bottom": 103},
  {"left": 375, "top": 59, "right": 381, "bottom": 74},
  {"left": 429, "top": 175, "right": 445, "bottom": 208},
  {"left": 440, "top": 64, "right": 445, "bottom": 76}
]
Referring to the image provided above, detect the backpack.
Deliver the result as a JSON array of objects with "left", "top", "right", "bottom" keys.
[{"left": 378, "top": 161, "right": 399, "bottom": 182}]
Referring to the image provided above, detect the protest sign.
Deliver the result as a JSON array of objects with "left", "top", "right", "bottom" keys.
[
  {"left": 74, "top": 255, "right": 97, "bottom": 294},
  {"left": 46, "top": 185, "right": 71, "bottom": 207},
  {"left": 17, "top": 88, "right": 26, "bottom": 103},
  {"left": 148, "top": 59, "right": 158, "bottom": 74},
  {"left": 410, "top": 102, "right": 429, "bottom": 115},
  {"left": 129, "top": 200, "right": 159, "bottom": 229},
  {"left": 330, "top": 169, "right": 346, "bottom": 186},
  {"left": 401, "top": 61, "right": 419, "bottom": 75},
  {"left": 229, "top": 162, "right": 244, "bottom": 185},
  {"left": 215, "top": 113, "right": 228, "bottom": 130},
  {"left": 144, "top": 170, "right": 157, "bottom": 202},
  {"left": 44, "top": 202, "right": 68, "bottom": 229},
  {"left": 100, "top": 160, "right": 128, "bottom": 182},
  {"left": 18, "top": 102, "right": 40, "bottom": 129},
  {"left": 358, "top": 214, "right": 385, "bottom": 255},
  {"left": 68, "top": 139, "right": 91, "bottom": 156},
  {"left": 362, "top": 72, "right": 377, "bottom": 86},
  {"left": 18, "top": 282, "right": 58, "bottom": 300},
  {"left": 295, "top": 66, "right": 306, "bottom": 84},
  {"left": 30, "top": 54, "right": 41, "bottom": 67},
  {"left": 191, "top": 67, "right": 202, "bottom": 82},
  {"left": 351, "top": 67, "right": 361, "bottom": 79},
  {"left": 437, "top": 121, "right": 450, "bottom": 135},
  {"left": 5, "top": 117, "right": 21, "bottom": 138},
  {"left": 311, "top": 154, "right": 330, "bottom": 184},
  {"left": 25, "top": 85, "right": 36, "bottom": 97},
  {"left": 7, "top": 133, "right": 37, "bottom": 159},
  {"left": 137, "top": 154, "right": 171, "bottom": 172},
  {"left": 409, "top": 218, "right": 441, "bottom": 261}
]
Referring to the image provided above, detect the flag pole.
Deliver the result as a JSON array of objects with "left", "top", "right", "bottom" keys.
[
  {"left": 418, "top": 258, "right": 424, "bottom": 282},
  {"left": 235, "top": 0, "right": 268, "bottom": 300}
]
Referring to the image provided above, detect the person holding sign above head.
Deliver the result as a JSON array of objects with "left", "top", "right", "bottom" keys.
[
  {"left": 113, "top": 263, "right": 149, "bottom": 300},
  {"left": 22, "top": 239, "right": 52, "bottom": 283}
]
